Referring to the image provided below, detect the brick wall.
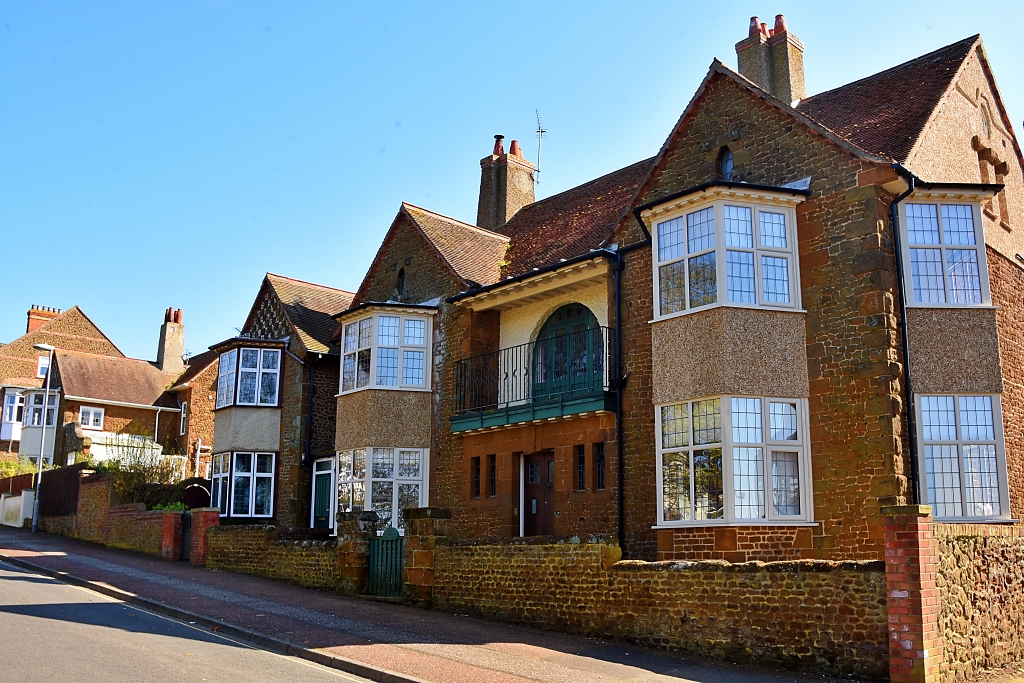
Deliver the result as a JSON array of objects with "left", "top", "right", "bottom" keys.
[
  {"left": 181, "top": 360, "right": 218, "bottom": 476},
  {"left": 429, "top": 537, "right": 888, "bottom": 678},
  {"left": 657, "top": 525, "right": 815, "bottom": 562},
  {"left": 936, "top": 523, "right": 1024, "bottom": 682},
  {"left": 76, "top": 474, "right": 112, "bottom": 542},
  {"left": 105, "top": 504, "right": 166, "bottom": 555}
]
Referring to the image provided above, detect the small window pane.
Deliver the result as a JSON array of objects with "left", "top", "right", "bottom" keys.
[
  {"left": 261, "top": 350, "right": 279, "bottom": 370},
  {"left": 947, "top": 250, "right": 982, "bottom": 304},
  {"left": 657, "top": 216, "right": 686, "bottom": 262},
  {"left": 910, "top": 248, "right": 946, "bottom": 303},
  {"left": 528, "top": 462, "right": 540, "bottom": 484},
  {"left": 687, "top": 207, "right": 715, "bottom": 253},
  {"left": 730, "top": 397, "right": 762, "bottom": 443},
  {"left": 240, "top": 349, "right": 260, "bottom": 369},
  {"left": 726, "top": 251, "right": 755, "bottom": 303},
  {"left": 761, "top": 255, "right": 790, "bottom": 303},
  {"left": 662, "top": 451, "right": 691, "bottom": 521},
  {"left": 372, "top": 481, "right": 394, "bottom": 530},
  {"left": 693, "top": 448, "right": 724, "bottom": 520},
  {"left": 688, "top": 252, "right": 717, "bottom": 308},
  {"left": 256, "top": 453, "right": 274, "bottom": 474},
  {"left": 378, "top": 315, "right": 400, "bottom": 346},
  {"left": 402, "top": 350, "right": 425, "bottom": 385},
  {"left": 404, "top": 319, "right": 426, "bottom": 345},
  {"left": 659, "top": 262, "right": 686, "bottom": 315},
  {"left": 358, "top": 318, "right": 373, "bottom": 348},
  {"left": 344, "top": 323, "right": 358, "bottom": 353},
  {"left": 397, "top": 483, "right": 420, "bottom": 529},
  {"left": 724, "top": 205, "right": 753, "bottom": 248},
  {"left": 733, "top": 447, "right": 765, "bottom": 519},
  {"left": 314, "top": 459, "right": 332, "bottom": 472},
  {"left": 771, "top": 451, "right": 801, "bottom": 516},
  {"left": 254, "top": 478, "right": 272, "bottom": 516},
  {"left": 338, "top": 481, "right": 365, "bottom": 512},
  {"left": 962, "top": 444, "right": 1000, "bottom": 516},
  {"left": 906, "top": 204, "right": 940, "bottom": 244},
  {"left": 921, "top": 396, "right": 956, "bottom": 440},
  {"left": 342, "top": 354, "right": 356, "bottom": 391},
  {"left": 376, "top": 348, "right": 398, "bottom": 386},
  {"left": 769, "top": 402, "right": 799, "bottom": 441},
  {"left": 959, "top": 396, "right": 994, "bottom": 441},
  {"left": 338, "top": 451, "right": 353, "bottom": 479},
  {"left": 259, "top": 372, "right": 278, "bottom": 404},
  {"left": 692, "top": 399, "right": 721, "bottom": 445},
  {"left": 233, "top": 477, "right": 251, "bottom": 516},
  {"left": 372, "top": 448, "right": 394, "bottom": 478},
  {"left": 759, "top": 212, "right": 787, "bottom": 248},
  {"left": 925, "top": 444, "right": 962, "bottom": 517},
  {"left": 234, "top": 453, "right": 252, "bottom": 473},
  {"left": 660, "top": 404, "right": 689, "bottom": 448},
  {"left": 942, "top": 205, "right": 976, "bottom": 245},
  {"left": 356, "top": 349, "right": 371, "bottom": 388},
  {"left": 398, "top": 450, "right": 420, "bottom": 478},
  {"left": 238, "top": 373, "right": 257, "bottom": 404}
]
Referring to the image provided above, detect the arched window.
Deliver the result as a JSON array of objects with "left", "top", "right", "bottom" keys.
[
  {"left": 396, "top": 268, "right": 406, "bottom": 296},
  {"left": 532, "top": 304, "right": 603, "bottom": 398},
  {"left": 718, "top": 147, "right": 734, "bottom": 181}
]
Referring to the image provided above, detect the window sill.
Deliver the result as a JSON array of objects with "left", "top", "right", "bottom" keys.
[
  {"left": 649, "top": 302, "right": 807, "bottom": 325},
  {"left": 905, "top": 304, "right": 998, "bottom": 310},
  {"left": 652, "top": 521, "right": 817, "bottom": 529},
  {"left": 214, "top": 404, "right": 281, "bottom": 412},
  {"left": 932, "top": 516, "right": 1017, "bottom": 524},
  {"left": 336, "top": 385, "right": 431, "bottom": 398}
]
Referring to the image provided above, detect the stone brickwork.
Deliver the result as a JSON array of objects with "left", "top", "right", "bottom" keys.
[
  {"left": 180, "top": 359, "right": 219, "bottom": 477},
  {"left": 105, "top": 504, "right": 167, "bottom": 556},
  {"left": 427, "top": 536, "right": 888, "bottom": 678},
  {"left": 936, "top": 523, "right": 1024, "bottom": 682},
  {"left": 278, "top": 335, "right": 310, "bottom": 527},
  {"left": 657, "top": 525, "right": 815, "bottom": 562},
  {"left": 39, "top": 514, "right": 76, "bottom": 536},
  {"left": 75, "top": 474, "right": 112, "bottom": 543},
  {"left": 309, "top": 356, "right": 339, "bottom": 456}
]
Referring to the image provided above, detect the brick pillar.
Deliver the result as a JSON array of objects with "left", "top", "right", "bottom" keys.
[
  {"left": 160, "top": 512, "right": 183, "bottom": 561},
  {"left": 335, "top": 511, "right": 377, "bottom": 595},
  {"left": 403, "top": 507, "right": 451, "bottom": 605},
  {"left": 882, "top": 504, "right": 942, "bottom": 683},
  {"left": 190, "top": 507, "right": 221, "bottom": 566}
]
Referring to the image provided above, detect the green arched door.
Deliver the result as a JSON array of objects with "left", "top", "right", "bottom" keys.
[{"left": 533, "top": 304, "right": 603, "bottom": 399}]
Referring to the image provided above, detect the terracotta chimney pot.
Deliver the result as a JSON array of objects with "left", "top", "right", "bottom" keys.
[
  {"left": 774, "top": 14, "right": 788, "bottom": 34},
  {"left": 509, "top": 140, "right": 522, "bottom": 158},
  {"left": 492, "top": 134, "right": 505, "bottom": 156},
  {"left": 748, "top": 16, "right": 760, "bottom": 37}
]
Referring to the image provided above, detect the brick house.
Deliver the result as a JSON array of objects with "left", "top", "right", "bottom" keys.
[
  {"left": 167, "top": 348, "right": 220, "bottom": 478},
  {"left": 208, "top": 273, "right": 352, "bottom": 526}
]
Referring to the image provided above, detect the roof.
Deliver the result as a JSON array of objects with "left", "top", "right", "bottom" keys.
[
  {"left": 496, "top": 159, "right": 654, "bottom": 277},
  {"left": 168, "top": 348, "right": 219, "bottom": 391},
  {"left": 797, "top": 36, "right": 978, "bottom": 162},
  {"left": 265, "top": 273, "right": 355, "bottom": 354},
  {"left": 55, "top": 351, "right": 178, "bottom": 408},
  {"left": 402, "top": 203, "right": 510, "bottom": 287}
]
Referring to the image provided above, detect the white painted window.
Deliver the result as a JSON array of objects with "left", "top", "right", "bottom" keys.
[
  {"left": 179, "top": 401, "right": 187, "bottom": 435},
  {"left": 24, "top": 392, "right": 57, "bottom": 427},
  {"left": 341, "top": 313, "right": 429, "bottom": 393},
  {"left": 655, "top": 396, "right": 811, "bottom": 525},
  {"left": 653, "top": 198, "right": 800, "bottom": 319},
  {"left": 228, "top": 452, "right": 275, "bottom": 517},
  {"left": 79, "top": 406, "right": 104, "bottom": 430},
  {"left": 3, "top": 394, "right": 24, "bottom": 424},
  {"left": 337, "top": 447, "right": 428, "bottom": 533},
  {"left": 918, "top": 394, "right": 1010, "bottom": 520},
  {"left": 216, "top": 350, "right": 237, "bottom": 409},
  {"left": 236, "top": 349, "right": 280, "bottom": 406},
  {"left": 36, "top": 355, "right": 49, "bottom": 379},
  {"left": 900, "top": 202, "right": 991, "bottom": 306},
  {"left": 211, "top": 452, "right": 230, "bottom": 515}
]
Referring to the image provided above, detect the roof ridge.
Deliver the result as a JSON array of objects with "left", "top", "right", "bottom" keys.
[
  {"left": 58, "top": 349, "right": 157, "bottom": 364},
  {"left": 266, "top": 272, "right": 354, "bottom": 295},
  {"left": 800, "top": 35, "right": 979, "bottom": 103},
  {"left": 401, "top": 202, "right": 510, "bottom": 241}
]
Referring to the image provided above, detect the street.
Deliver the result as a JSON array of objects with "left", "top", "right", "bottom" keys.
[{"left": 0, "top": 562, "right": 369, "bottom": 683}]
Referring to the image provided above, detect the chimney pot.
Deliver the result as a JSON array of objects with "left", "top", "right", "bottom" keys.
[
  {"left": 774, "top": 14, "right": 788, "bottom": 34},
  {"left": 748, "top": 16, "right": 760, "bottom": 36},
  {"left": 157, "top": 307, "right": 185, "bottom": 374},
  {"left": 477, "top": 133, "right": 535, "bottom": 231},
  {"left": 737, "top": 14, "right": 805, "bottom": 104},
  {"left": 760, "top": 22, "right": 769, "bottom": 38},
  {"left": 509, "top": 140, "right": 522, "bottom": 157},
  {"left": 493, "top": 135, "right": 505, "bottom": 156},
  {"left": 174, "top": 309, "right": 183, "bottom": 324}
]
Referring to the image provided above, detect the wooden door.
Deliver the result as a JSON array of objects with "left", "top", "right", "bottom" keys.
[{"left": 523, "top": 451, "right": 555, "bottom": 536}]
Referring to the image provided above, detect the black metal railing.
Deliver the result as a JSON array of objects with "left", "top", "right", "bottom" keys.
[{"left": 453, "top": 326, "right": 612, "bottom": 414}]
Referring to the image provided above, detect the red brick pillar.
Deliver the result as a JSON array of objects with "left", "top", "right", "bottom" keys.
[
  {"left": 190, "top": 507, "right": 221, "bottom": 566},
  {"left": 403, "top": 507, "right": 451, "bottom": 605},
  {"left": 882, "top": 504, "right": 942, "bottom": 683},
  {"left": 335, "top": 511, "right": 378, "bottom": 595},
  {"left": 160, "top": 512, "right": 183, "bottom": 561}
]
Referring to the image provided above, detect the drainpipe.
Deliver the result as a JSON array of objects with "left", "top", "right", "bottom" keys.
[
  {"left": 890, "top": 163, "right": 920, "bottom": 505},
  {"left": 301, "top": 353, "right": 322, "bottom": 468}
]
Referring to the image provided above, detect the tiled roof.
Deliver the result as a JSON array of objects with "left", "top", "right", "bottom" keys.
[
  {"left": 266, "top": 273, "right": 355, "bottom": 354},
  {"left": 168, "top": 348, "right": 219, "bottom": 390},
  {"left": 402, "top": 204, "right": 510, "bottom": 288},
  {"left": 55, "top": 351, "right": 178, "bottom": 408},
  {"left": 797, "top": 36, "right": 978, "bottom": 162},
  {"left": 496, "top": 159, "right": 655, "bottom": 277}
]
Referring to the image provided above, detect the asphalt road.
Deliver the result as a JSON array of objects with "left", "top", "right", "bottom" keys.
[{"left": 0, "top": 562, "right": 371, "bottom": 683}]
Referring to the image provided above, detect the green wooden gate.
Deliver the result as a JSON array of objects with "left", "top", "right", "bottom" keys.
[{"left": 367, "top": 527, "right": 404, "bottom": 597}]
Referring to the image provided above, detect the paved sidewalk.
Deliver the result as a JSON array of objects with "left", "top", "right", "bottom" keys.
[{"left": 0, "top": 527, "right": 856, "bottom": 683}]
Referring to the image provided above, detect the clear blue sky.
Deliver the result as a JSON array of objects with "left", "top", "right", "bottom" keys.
[{"left": 2, "top": 1, "right": 1021, "bottom": 360}]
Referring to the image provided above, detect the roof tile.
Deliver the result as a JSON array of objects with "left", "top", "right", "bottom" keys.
[
  {"left": 266, "top": 274, "right": 355, "bottom": 353},
  {"left": 402, "top": 204, "right": 510, "bottom": 287}
]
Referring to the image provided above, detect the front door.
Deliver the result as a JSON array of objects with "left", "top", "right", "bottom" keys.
[
  {"left": 312, "top": 459, "right": 334, "bottom": 529},
  {"left": 523, "top": 451, "right": 555, "bottom": 536}
]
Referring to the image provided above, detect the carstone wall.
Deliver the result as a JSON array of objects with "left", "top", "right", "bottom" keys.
[{"left": 936, "top": 523, "right": 1024, "bottom": 682}]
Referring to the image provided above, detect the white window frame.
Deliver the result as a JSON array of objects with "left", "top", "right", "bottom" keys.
[
  {"left": 648, "top": 193, "right": 803, "bottom": 322},
  {"left": 916, "top": 393, "right": 1011, "bottom": 521},
  {"left": 36, "top": 355, "right": 49, "bottom": 379},
  {"left": 228, "top": 451, "right": 276, "bottom": 518},
  {"left": 179, "top": 401, "right": 187, "bottom": 435},
  {"left": 210, "top": 452, "right": 230, "bottom": 516},
  {"left": 654, "top": 395, "right": 814, "bottom": 527},
  {"left": 3, "top": 393, "right": 24, "bottom": 424},
  {"left": 216, "top": 350, "right": 237, "bottom": 409},
  {"left": 898, "top": 198, "right": 992, "bottom": 308},
  {"left": 310, "top": 457, "right": 337, "bottom": 531},
  {"left": 339, "top": 312, "right": 431, "bottom": 395},
  {"left": 24, "top": 392, "right": 57, "bottom": 428},
  {"left": 235, "top": 348, "right": 281, "bottom": 407},
  {"left": 79, "top": 406, "right": 105, "bottom": 431},
  {"left": 336, "top": 446, "right": 429, "bottom": 534}
]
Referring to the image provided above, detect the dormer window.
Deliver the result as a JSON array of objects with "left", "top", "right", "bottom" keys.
[
  {"left": 717, "top": 147, "right": 734, "bottom": 180},
  {"left": 341, "top": 312, "right": 431, "bottom": 393}
]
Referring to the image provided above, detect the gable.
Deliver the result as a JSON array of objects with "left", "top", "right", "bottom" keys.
[{"left": 241, "top": 280, "right": 292, "bottom": 341}]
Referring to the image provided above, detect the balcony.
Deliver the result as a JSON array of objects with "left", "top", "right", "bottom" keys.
[{"left": 450, "top": 326, "right": 615, "bottom": 432}]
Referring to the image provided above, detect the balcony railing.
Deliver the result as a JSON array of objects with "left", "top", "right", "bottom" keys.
[{"left": 451, "top": 326, "right": 614, "bottom": 431}]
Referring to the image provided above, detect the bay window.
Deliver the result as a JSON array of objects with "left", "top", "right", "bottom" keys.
[
  {"left": 656, "top": 396, "right": 810, "bottom": 525},
  {"left": 653, "top": 197, "right": 800, "bottom": 319},
  {"left": 216, "top": 347, "right": 281, "bottom": 408},
  {"left": 918, "top": 394, "right": 1009, "bottom": 520},
  {"left": 211, "top": 453, "right": 230, "bottom": 514},
  {"left": 901, "top": 201, "right": 991, "bottom": 306},
  {"left": 337, "top": 446, "right": 428, "bottom": 533},
  {"left": 210, "top": 451, "right": 275, "bottom": 517},
  {"left": 25, "top": 392, "right": 57, "bottom": 427},
  {"left": 341, "top": 313, "right": 430, "bottom": 393}
]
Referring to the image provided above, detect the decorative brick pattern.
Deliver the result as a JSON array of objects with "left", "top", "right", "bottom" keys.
[{"left": 657, "top": 525, "right": 815, "bottom": 562}]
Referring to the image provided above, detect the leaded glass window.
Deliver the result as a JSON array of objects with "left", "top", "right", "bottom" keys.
[{"left": 904, "top": 203, "right": 987, "bottom": 306}]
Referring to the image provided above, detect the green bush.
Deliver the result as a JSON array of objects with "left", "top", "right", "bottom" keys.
[
  {"left": 0, "top": 458, "right": 50, "bottom": 479},
  {"left": 152, "top": 501, "right": 187, "bottom": 511}
]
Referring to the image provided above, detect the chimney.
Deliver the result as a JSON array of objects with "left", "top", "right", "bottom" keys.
[
  {"left": 157, "top": 308, "right": 185, "bottom": 375},
  {"left": 735, "top": 14, "right": 805, "bottom": 105},
  {"left": 476, "top": 134, "right": 536, "bottom": 231},
  {"left": 26, "top": 306, "right": 63, "bottom": 333}
]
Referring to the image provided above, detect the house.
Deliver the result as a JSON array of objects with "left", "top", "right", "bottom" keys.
[
  {"left": 208, "top": 273, "right": 353, "bottom": 526},
  {"left": 167, "top": 348, "right": 220, "bottom": 478}
]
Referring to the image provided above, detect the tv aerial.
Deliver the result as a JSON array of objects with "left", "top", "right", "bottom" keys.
[{"left": 535, "top": 109, "right": 546, "bottom": 185}]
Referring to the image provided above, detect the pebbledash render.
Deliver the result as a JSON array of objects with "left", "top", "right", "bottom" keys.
[{"left": 284, "top": 18, "right": 1023, "bottom": 563}]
